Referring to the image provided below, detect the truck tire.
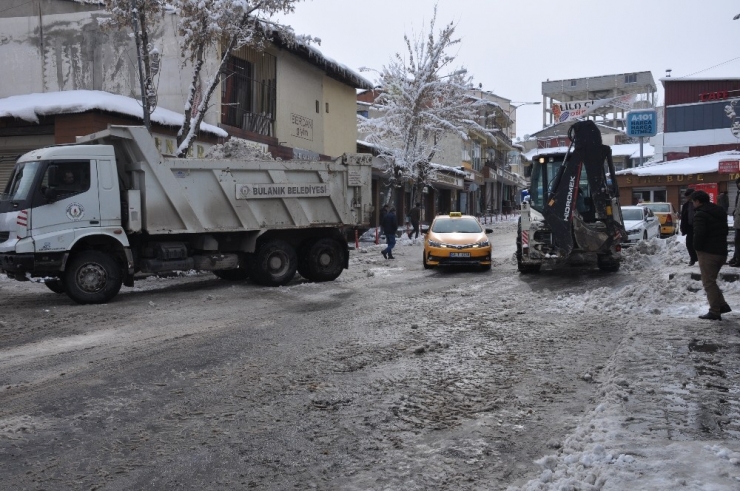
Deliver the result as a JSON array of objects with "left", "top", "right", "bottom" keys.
[
  {"left": 44, "top": 278, "right": 66, "bottom": 294},
  {"left": 250, "top": 240, "right": 297, "bottom": 286},
  {"left": 63, "top": 251, "right": 123, "bottom": 304},
  {"left": 597, "top": 254, "right": 621, "bottom": 273},
  {"left": 213, "top": 268, "right": 249, "bottom": 281},
  {"left": 303, "top": 238, "right": 345, "bottom": 282}
]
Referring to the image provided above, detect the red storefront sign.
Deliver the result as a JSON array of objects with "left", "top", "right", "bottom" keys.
[
  {"left": 699, "top": 91, "right": 729, "bottom": 102},
  {"left": 692, "top": 183, "right": 718, "bottom": 203},
  {"left": 719, "top": 159, "right": 740, "bottom": 174}
]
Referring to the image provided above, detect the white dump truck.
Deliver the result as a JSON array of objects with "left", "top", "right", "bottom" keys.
[{"left": 0, "top": 126, "right": 372, "bottom": 304}]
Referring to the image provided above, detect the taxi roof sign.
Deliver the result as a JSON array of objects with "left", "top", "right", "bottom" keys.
[{"left": 449, "top": 212, "right": 463, "bottom": 217}]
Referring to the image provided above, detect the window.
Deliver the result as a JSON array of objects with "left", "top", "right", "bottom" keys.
[
  {"left": 666, "top": 101, "right": 732, "bottom": 132},
  {"left": 625, "top": 73, "right": 637, "bottom": 84},
  {"left": 44, "top": 161, "right": 91, "bottom": 200},
  {"left": 357, "top": 110, "right": 369, "bottom": 118},
  {"left": 325, "top": 102, "right": 329, "bottom": 113},
  {"left": 570, "top": 80, "right": 577, "bottom": 87},
  {"left": 221, "top": 49, "right": 276, "bottom": 136},
  {"left": 316, "top": 100, "right": 320, "bottom": 113},
  {"left": 472, "top": 141, "right": 481, "bottom": 171},
  {"left": 461, "top": 141, "right": 471, "bottom": 162}
]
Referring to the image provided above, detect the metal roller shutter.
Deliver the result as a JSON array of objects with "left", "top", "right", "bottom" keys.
[
  {"left": 730, "top": 185, "right": 739, "bottom": 216},
  {"left": 0, "top": 154, "right": 19, "bottom": 192}
]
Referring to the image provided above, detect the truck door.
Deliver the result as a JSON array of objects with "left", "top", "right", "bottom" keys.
[{"left": 30, "top": 160, "right": 100, "bottom": 252}]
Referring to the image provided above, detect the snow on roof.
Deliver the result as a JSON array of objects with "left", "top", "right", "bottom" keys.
[
  {"left": 616, "top": 150, "right": 740, "bottom": 176},
  {"left": 0, "top": 90, "right": 228, "bottom": 137},
  {"left": 523, "top": 143, "right": 655, "bottom": 162},
  {"left": 611, "top": 143, "right": 655, "bottom": 159}
]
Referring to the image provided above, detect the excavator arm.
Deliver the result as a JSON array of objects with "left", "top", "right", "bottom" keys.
[{"left": 541, "top": 120, "right": 625, "bottom": 257}]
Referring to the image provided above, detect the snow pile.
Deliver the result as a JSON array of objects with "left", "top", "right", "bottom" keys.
[
  {"left": 204, "top": 138, "right": 276, "bottom": 160},
  {"left": 619, "top": 235, "right": 687, "bottom": 271}
]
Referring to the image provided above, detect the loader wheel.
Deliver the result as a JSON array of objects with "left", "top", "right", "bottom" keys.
[
  {"left": 250, "top": 240, "right": 297, "bottom": 286},
  {"left": 44, "top": 278, "right": 66, "bottom": 294},
  {"left": 303, "top": 238, "right": 345, "bottom": 282},
  {"left": 63, "top": 251, "right": 122, "bottom": 304},
  {"left": 597, "top": 254, "right": 621, "bottom": 273},
  {"left": 516, "top": 219, "right": 541, "bottom": 274}
]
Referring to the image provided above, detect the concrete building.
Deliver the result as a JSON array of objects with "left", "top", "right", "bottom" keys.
[{"left": 541, "top": 71, "right": 657, "bottom": 130}]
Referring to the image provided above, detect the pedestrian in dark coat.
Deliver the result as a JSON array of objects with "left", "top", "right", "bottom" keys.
[
  {"left": 680, "top": 188, "right": 698, "bottom": 265},
  {"left": 692, "top": 190, "right": 731, "bottom": 320},
  {"left": 379, "top": 204, "right": 389, "bottom": 228},
  {"left": 729, "top": 178, "right": 740, "bottom": 266},
  {"left": 381, "top": 206, "right": 398, "bottom": 259},
  {"left": 408, "top": 202, "right": 421, "bottom": 239},
  {"left": 718, "top": 191, "right": 730, "bottom": 214}
]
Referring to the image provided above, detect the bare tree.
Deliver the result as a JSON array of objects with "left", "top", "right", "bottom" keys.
[
  {"left": 360, "top": 5, "right": 495, "bottom": 203},
  {"left": 103, "top": 0, "right": 166, "bottom": 130}
]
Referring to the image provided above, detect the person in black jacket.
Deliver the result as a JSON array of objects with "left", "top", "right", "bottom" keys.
[
  {"left": 680, "top": 188, "right": 698, "bottom": 266},
  {"left": 381, "top": 206, "right": 398, "bottom": 259},
  {"left": 692, "top": 190, "right": 732, "bottom": 320}
]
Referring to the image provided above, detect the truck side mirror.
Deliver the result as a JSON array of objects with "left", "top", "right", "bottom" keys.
[{"left": 43, "top": 187, "right": 58, "bottom": 203}]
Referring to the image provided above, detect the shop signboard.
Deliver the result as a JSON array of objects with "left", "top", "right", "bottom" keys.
[
  {"left": 719, "top": 159, "right": 740, "bottom": 174},
  {"left": 692, "top": 183, "right": 718, "bottom": 204},
  {"left": 626, "top": 110, "right": 658, "bottom": 138}
]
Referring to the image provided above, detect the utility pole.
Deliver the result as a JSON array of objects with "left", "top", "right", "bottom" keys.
[{"left": 130, "top": 0, "right": 151, "bottom": 131}]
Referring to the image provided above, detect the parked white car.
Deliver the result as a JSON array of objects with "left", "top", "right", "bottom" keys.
[{"left": 621, "top": 206, "right": 660, "bottom": 245}]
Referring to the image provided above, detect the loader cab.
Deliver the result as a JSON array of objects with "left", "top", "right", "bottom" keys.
[{"left": 530, "top": 153, "right": 571, "bottom": 212}]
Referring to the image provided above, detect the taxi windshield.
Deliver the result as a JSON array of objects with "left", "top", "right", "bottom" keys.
[{"left": 432, "top": 217, "right": 482, "bottom": 234}]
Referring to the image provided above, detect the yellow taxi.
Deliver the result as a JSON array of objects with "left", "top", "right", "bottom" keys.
[
  {"left": 638, "top": 202, "right": 679, "bottom": 237},
  {"left": 423, "top": 212, "right": 493, "bottom": 270}
]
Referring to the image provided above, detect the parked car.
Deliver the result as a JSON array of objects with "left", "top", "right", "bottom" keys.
[
  {"left": 423, "top": 212, "right": 493, "bottom": 270},
  {"left": 621, "top": 206, "right": 660, "bottom": 245},
  {"left": 638, "top": 202, "right": 679, "bottom": 237}
]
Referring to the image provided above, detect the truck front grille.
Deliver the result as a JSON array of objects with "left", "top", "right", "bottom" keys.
[{"left": 0, "top": 231, "right": 9, "bottom": 242}]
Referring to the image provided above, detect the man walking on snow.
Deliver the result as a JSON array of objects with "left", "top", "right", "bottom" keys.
[
  {"left": 381, "top": 206, "right": 398, "bottom": 260},
  {"left": 692, "top": 190, "right": 732, "bottom": 320}
]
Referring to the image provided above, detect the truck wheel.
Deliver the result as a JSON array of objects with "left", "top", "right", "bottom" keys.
[
  {"left": 304, "top": 238, "right": 346, "bottom": 282},
  {"left": 213, "top": 269, "right": 249, "bottom": 281},
  {"left": 63, "top": 251, "right": 122, "bottom": 304},
  {"left": 44, "top": 278, "right": 65, "bottom": 294},
  {"left": 250, "top": 240, "right": 297, "bottom": 286},
  {"left": 597, "top": 254, "right": 621, "bottom": 273}
]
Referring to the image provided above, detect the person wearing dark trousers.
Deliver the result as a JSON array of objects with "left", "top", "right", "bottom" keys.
[
  {"left": 408, "top": 202, "right": 421, "bottom": 239},
  {"left": 718, "top": 190, "right": 730, "bottom": 214},
  {"left": 729, "top": 178, "right": 740, "bottom": 267},
  {"left": 692, "top": 190, "right": 731, "bottom": 320},
  {"left": 680, "top": 188, "right": 698, "bottom": 266},
  {"left": 381, "top": 206, "right": 398, "bottom": 259}
]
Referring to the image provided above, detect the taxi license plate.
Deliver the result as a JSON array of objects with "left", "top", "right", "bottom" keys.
[{"left": 450, "top": 252, "right": 471, "bottom": 257}]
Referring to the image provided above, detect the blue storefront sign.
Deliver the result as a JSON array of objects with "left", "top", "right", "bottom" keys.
[{"left": 626, "top": 110, "right": 658, "bottom": 138}]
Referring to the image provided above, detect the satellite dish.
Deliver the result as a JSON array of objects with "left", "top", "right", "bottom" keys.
[{"left": 523, "top": 134, "right": 531, "bottom": 141}]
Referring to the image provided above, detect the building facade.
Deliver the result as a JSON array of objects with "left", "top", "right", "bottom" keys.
[{"left": 0, "top": 0, "right": 371, "bottom": 189}]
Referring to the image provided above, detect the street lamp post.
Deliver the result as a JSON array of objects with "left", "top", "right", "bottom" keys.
[{"left": 508, "top": 101, "right": 541, "bottom": 139}]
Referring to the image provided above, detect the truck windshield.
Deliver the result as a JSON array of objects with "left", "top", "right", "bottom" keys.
[
  {"left": 1, "top": 161, "right": 42, "bottom": 202},
  {"left": 529, "top": 155, "right": 565, "bottom": 212}
]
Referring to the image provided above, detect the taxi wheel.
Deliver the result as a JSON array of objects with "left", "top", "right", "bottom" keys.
[{"left": 423, "top": 251, "right": 433, "bottom": 269}]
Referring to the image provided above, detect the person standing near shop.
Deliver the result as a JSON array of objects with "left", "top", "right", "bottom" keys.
[
  {"left": 381, "top": 206, "right": 398, "bottom": 260},
  {"left": 729, "top": 178, "right": 740, "bottom": 267},
  {"left": 692, "top": 190, "right": 731, "bottom": 320},
  {"left": 680, "top": 188, "right": 698, "bottom": 266},
  {"left": 718, "top": 190, "right": 730, "bottom": 214},
  {"left": 408, "top": 202, "right": 421, "bottom": 240}
]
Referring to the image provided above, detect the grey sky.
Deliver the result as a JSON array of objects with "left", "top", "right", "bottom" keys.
[{"left": 283, "top": 0, "right": 740, "bottom": 139}]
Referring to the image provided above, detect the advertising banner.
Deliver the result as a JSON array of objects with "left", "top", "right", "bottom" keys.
[{"left": 551, "top": 94, "right": 636, "bottom": 124}]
